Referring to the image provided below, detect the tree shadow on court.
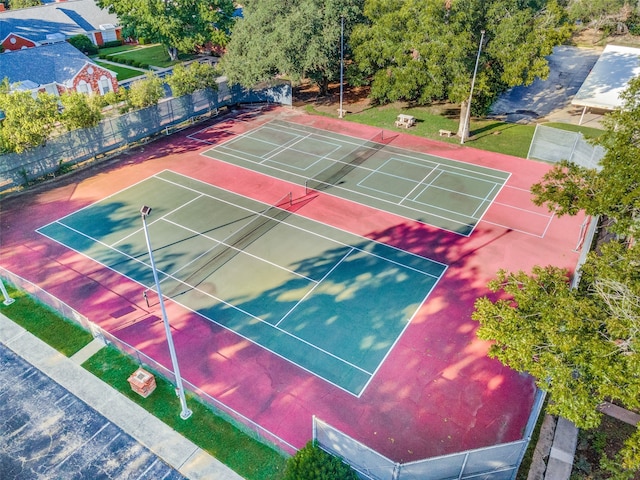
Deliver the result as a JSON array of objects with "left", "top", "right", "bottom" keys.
[
  {"left": 187, "top": 217, "right": 539, "bottom": 460},
  {"left": 192, "top": 219, "right": 517, "bottom": 395},
  {"left": 349, "top": 220, "right": 538, "bottom": 459}
]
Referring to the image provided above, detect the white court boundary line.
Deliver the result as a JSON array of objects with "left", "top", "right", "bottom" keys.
[
  {"left": 202, "top": 121, "right": 514, "bottom": 236},
  {"left": 36, "top": 170, "right": 448, "bottom": 397}
]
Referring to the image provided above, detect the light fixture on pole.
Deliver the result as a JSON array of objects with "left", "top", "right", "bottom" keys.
[
  {"left": 338, "top": 15, "right": 345, "bottom": 119},
  {"left": 461, "top": 30, "right": 485, "bottom": 145},
  {"left": 0, "top": 278, "right": 14, "bottom": 306},
  {"left": 140, "top": 205, "right": 192, "bottom": 420}
]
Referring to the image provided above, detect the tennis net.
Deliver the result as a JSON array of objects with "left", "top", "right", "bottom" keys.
[
  {"left": 160, "top": 193, "right": 293, "bottom": 298},
  {"left": 305, "top": 130, "right": 391, "bottom": 194}
]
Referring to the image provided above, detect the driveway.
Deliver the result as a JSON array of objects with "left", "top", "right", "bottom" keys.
[{"left": 490, "top": 45, "right": 602, "bottom": 126}]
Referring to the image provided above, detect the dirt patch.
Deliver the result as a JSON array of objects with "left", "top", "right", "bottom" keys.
[
  {"left": 292, "top": 81, "right": 371, "bottom": 114},
  {"left": 574, "top": 416, "right": 640, "bottom": 479},
  {"left": 572, "top": 27, "right": 640, "bottom": 49}
]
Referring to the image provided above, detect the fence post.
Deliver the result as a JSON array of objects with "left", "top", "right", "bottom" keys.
[
  {"left": 569, "top": 131, "right": 580, "bottom": 164},
  {"left": 312, "top": 415, "right": 317, "bottom": 443},
  {"left": 526, "top": 124, "right": 540, "bottom": 159}
]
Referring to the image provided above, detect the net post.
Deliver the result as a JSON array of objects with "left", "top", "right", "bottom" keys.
[
  {"left": 289, "top": 192, "right": 292, "bottom": 206},
  {"left": 304, "top": 180, "right": 309, "bottom": 196}
]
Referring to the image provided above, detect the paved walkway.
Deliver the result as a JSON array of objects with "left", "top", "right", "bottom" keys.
[{"left": 0, "top": 314, "right": 244, "bottom": 480}]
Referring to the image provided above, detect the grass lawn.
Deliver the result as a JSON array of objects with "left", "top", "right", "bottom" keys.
[
  {"left": 339, "top": 105, "right": 535, "bottom": 158},
  {"left": 104, "top": 44, "right": 196, "bottom": 68},
  {"left": 97, "top": 44, "right": 140, "bottom": 56},
  {"left": 83, "top": 347, "right": 287, "bottom": 480},
  {"left": 544, "top": 122, "right": 605, "bottom": 140},
  {"left": 1, "top": 284, "right": 93, "bottom": 357},
  {"left": 0, "top": 282, "right": 287, "bottom": 479},
  {"left": 94, "top": 61, "right": 144, "bottom": 82},
  {"left": 306, "top": 102, "right": 604, "bottom": 159}
]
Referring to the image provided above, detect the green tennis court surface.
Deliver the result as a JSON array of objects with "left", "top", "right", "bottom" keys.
[
  {"left": 37, "top": 170, "right": 446, "bottom": 395},
  {"left": 202, "top": 119, "right": 511, "bottom": 236}
]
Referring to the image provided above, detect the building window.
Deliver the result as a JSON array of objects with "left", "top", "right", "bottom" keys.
[
  {"left": 76, "top": 81, "right": 90, "bottom": 94},
  {"left": 98, "top": 76, "right": 112, "bottom": 95}
]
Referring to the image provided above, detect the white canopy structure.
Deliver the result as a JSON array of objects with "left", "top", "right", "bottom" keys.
[{"left": 572, "top": 44, "right": 640, "bottom": 123}]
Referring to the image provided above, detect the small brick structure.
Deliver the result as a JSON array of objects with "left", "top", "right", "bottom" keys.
[{"left": 127, "top": 368, "right": 156, "bottom": 398}]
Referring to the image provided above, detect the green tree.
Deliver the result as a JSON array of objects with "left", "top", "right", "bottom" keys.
[
  {"left": 531, "top": 75, "right": 640, "bottom": 237},
  {"left": 97, "top": 0, "right": 235, "bottom": 61},
  {"left": 68, "top": 34, "right": 99, "bottom": 56},
  {"left": 125, "top": 73, "right": 165, "bottom": 110},
  {"left": 567, "top": 0, "right": 628, "bottom": 31},
  {"left": 0, "top": 81, "right": 58, "bottom": 153},
  {"left": 8, "top": 0, "right": 41, "bottom": 9},
  {"left": 351, "top": 0, "right": 571, "bottom": 139},
  {"left": 220, "top": 0, "right": 364, "bottom": 96},
  {"left": 472, "top": 241, "right": 640, "bottom": 470},
  {"left": 59, "top": 91, "right": 103, "bottom": 131},
  {"left": 283, "top": 441, "right": 358, "bottom": 480},
  {"left": 166, "top": 62, "right": 218, "bottom": 97}
]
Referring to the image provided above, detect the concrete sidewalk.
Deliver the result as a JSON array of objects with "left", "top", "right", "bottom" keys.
[{"left": 0, "top": 314, "right": 244, "bottom": 480}]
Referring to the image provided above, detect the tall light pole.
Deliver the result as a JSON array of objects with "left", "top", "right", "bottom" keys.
[
  {"left": 338, "top": 15, "right": 345, "bottom": 119},
  {"left": 461, "top": 30, "right": 485, "bottom": 145},
  {"left": 140, "top": 205, "right": 192, "bottom": 420},
  {"left": 0, "top": 278, "right": 14, "bottom": 306}
]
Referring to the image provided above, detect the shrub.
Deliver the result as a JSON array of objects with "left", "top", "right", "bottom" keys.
[
  {"left": 100, "top": 40, "right": 123, "bottom": 49},
  {"left": 283, "top": 442, "right": 358, "bottom": 480},
  {"left": 68, "top": 35, "right": 98, "bottom": 56},
  {"left": 628, "top": 13, "right": 640, "bottom": 36}
]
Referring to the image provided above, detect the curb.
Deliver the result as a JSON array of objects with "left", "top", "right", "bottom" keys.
[{"left": 0, "top": 314, "right": 244, "bottom": 480}]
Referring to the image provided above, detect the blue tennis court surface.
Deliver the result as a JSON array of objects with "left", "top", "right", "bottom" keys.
[
  {"left": 37, "top": 171, "right": 447, "bottom": 395},
  {"left": 202, "top": 119, "right": 511, "bottom": 235}
]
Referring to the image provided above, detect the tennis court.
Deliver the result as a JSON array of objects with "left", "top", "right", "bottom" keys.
[
  {"left": 36, "top": 170, "right": 446, "bottom": 396},
  {"left": 201, "top": 119, "right": 511, "bottom": 236}
]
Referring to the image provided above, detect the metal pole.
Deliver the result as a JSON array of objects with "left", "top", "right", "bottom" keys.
[
  {"left": 461, "top": 30, "right": 485, "bottom": 145},
  {"left": 0, "top": 279, "right": 14, "bottom": 306},
  {"left": 140, "top": 206, "right": 192, "bottom": 420},
  {"left": 339, "top": 16, "right": 345, "bottom": 118}
]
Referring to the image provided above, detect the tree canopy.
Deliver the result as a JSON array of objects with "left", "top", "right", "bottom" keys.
[
  {"left": 0, "top": 80, "right": 58, "bottom": 154},
  {"left": 124, "top": 73, "right": 165, "bottom": 110},
  {"left": 474, "top": 77, "right": 640, "bottom": 470},
  {"left": 166, "top": 62, "right": 218, "bottom": 97},
  {"left": 8, "top": 0, "right": 41, "bottom": 9},
  {"left": 220, "top": 0, "right": 364, "bottom": 96},
  {"left": 472, "top": 243, "right": 640, "bottom": 470},
  {"left": 351, "top": 0, "right": 571, "bottom": 138},
  {"left": 97, "top": 0, "right": 235, "bottom": 60},
  {"left": 59, "top": 92, "right": 103, "bottom": 131}
]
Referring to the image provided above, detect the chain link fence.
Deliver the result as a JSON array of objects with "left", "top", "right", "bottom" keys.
[
  {"left": 0, "top": 266, "right": 296, "bottom": 456},
  {"left": 314, "top": 387, "right": 545, "bottom": 480},
  {"left": 527, "top": 124, "right": 605, "bottom": 170},
  {"left": 0, "top": 80, "right": 291, "bottom": 194}
]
